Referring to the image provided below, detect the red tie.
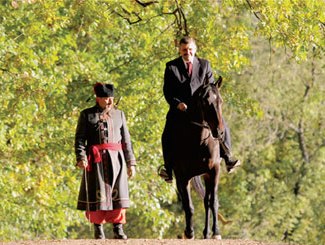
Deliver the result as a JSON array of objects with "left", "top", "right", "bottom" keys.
[{"left": 187, "top": 62, "right": 192, "bottom": 76}]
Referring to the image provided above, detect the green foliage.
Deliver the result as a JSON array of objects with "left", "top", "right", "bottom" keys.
[
  {"left": 243, "top": 0, "right": 325, "bottom": 60},
  {"left": 228, "top": 38, "right": 325, "bottom": 244},
  {"left": 0, "top": 0, "right": 324, "bottom": 244}
]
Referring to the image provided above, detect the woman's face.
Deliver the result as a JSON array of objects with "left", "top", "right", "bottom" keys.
[{"left": 97, "top": 97, "right": 114, "bottom": 110}]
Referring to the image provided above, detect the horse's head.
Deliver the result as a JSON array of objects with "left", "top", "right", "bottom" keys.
[{"left": 192, "top": 76, "right": 224, "bottom": 138}]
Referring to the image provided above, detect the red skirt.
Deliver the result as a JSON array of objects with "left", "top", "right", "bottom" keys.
[{"left": 85, "top": 208, "right": 126, "bottom": 224}]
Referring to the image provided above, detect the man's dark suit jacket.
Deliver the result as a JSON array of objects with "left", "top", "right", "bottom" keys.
[
  {"left": 162, "top": 55, "right": 232, "bottom": 154},
  {"left": 163, "top": 56, "right": 214, "bottom": 122}
]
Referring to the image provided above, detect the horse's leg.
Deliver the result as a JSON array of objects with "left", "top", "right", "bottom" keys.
[
  {"left": 203, "top": 174, "right": 212, "bottom": 239},
  {"left": 176, "top": 178, "right": 194, "bottom": 239},
  {"left": 210, "top": 165, "right": 222, "bottom": 239}
]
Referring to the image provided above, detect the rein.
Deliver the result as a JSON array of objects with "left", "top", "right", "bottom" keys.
[
  {"left": 191, "top": 121, "right": 210, "bottom": 129},
  {"left": 190, "top": 120, "right": 218, "bottom": 142}
]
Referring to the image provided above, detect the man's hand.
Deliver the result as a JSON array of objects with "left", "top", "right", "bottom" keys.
[
  {"left": 128, "top": 166, "right": 136, "bottom": 178},
  {"left": 76, "top": 160, "right": 88, "bottom": 169},
  {"left": 177, "top": 102, "right": 187, "bottom": 111}
]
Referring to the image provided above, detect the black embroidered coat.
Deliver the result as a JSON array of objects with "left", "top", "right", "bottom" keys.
[{"left": 75, "top": 104, "right": 136, "bottom": 211}]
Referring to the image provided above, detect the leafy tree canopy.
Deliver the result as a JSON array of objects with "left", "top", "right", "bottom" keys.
[{"left": 0, "top": 0, "right": 324, "bottom": 244}]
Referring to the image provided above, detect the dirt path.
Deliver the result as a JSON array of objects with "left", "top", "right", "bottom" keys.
[{"left": 2, "top": 239, "right": 292, "bottom": 245}]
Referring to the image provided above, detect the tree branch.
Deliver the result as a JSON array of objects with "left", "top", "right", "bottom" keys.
[
  {"left": 297, "top": 120, "right": 310, "bottom": 164},
  {"left": 245, "top": 0, "right": 262, "bottom": 22},
  {"left": 320, "top": 20, "right": 325, "bottom": 32},
  {"left": 135, "top": 0, "right": 158, "bottom": 7},
  {"left": 106, "top": 58, "right": 134, "bottom": 74},
  {"left": 113, "top": 9, "right": 142, "bottom": 24},
  {"left": 173, "top": 0, "right": 189, "bottom": 37}
]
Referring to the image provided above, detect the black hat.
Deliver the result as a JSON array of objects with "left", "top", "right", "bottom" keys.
[{"left": 94, "top": 83, "right": 114, "bottom": 97}]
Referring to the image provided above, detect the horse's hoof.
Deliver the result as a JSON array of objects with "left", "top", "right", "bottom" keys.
[
  {"left": 183, "top": 231, "right": 195, "bottom": 239},
  {"left": 184, "top": 234, "right": 195, "bottom": 239},
  {"left": 212, "top": 234, "right": 222, "bottom": 240},
  {"left": 177, "top": 233, "right": 195, "bottom": 239}
]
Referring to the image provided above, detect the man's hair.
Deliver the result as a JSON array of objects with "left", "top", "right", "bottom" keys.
[{"left": 179, "top": 36, "right": 196, "bottom": 46}]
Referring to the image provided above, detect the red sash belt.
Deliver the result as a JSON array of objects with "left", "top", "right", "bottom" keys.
[{"left": 87, "top": 143, "right": 123, "bottom": 171}]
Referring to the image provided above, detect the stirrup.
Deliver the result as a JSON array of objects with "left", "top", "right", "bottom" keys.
[
  {"left": 157, "top": 165, "right": 167, "bottom": 177},
  {"left": 158, "top": 165, "right": 173, "bottom": 182}
]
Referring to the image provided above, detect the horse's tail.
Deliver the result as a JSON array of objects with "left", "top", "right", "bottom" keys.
[
  {"left": 218, "top": 213, "right": 233, "bottom": 225},
  {"left": 191, "top": 176, "right": 205, "bottom": 199}
]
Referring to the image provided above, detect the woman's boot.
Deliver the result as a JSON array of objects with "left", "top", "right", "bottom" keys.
[
  {"left": 94, "top": 223, "right": 105, "bottom": 239},
  {"left": 113, "top": 223, "right": 127, "bottom": 239}
]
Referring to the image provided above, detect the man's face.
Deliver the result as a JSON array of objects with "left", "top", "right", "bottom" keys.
[
  {"left": 179, "top": 42, "right": 197, "bottom": 62},
  {"left": 97, "top": 97, "right": 114, "bottom": 110}
]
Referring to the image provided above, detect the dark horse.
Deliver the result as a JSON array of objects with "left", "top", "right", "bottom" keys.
[{"left": 172, "top": 77, "right": 224, "bottom": 239}]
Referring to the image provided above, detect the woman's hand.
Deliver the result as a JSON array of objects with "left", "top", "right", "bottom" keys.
[
  {"left": 76, "top": 160, "right": 88, "bottom": 169},
  {"left": 127, "top": 166, "right": 136, "bottom": 178}
]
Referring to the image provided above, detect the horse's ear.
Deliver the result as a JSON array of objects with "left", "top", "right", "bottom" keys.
[
  {"left": 204, "top": 76, "right": 210, "bottom": 86},
  {"left": 214, "top": 76, "right": 223, "bottom": 88}
]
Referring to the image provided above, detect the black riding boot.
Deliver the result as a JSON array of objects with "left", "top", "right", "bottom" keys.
[
  {"left": 220, "top": 141, "right": 241, "bottom": 173},
  {"left": 224, "top": 154, "right": 240, "bottom": 173},
  {"left": 94, "top": 224, "right": 105, "bottom": 239},
  {"left": 113, "top": 223, "right": 127, "bottom": 240}
]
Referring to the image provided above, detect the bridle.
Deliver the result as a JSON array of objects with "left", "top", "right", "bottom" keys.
[
  {"left": 189, "top": 83, "right": 223, "bottom": 141},
  {"left": 191, "top": 120, "right": 210, "bottom": 129}
]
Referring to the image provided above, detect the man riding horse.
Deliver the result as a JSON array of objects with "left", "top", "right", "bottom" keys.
[{"left": 159, "top": 36, "right": 240, "bottom": 182}]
